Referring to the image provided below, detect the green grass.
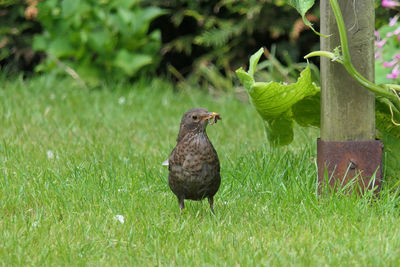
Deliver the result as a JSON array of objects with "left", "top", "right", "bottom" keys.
[{"left": 1, "top": 76, "right": 400, "bottom": 266}]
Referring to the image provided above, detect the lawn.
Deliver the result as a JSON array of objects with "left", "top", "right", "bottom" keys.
[{"left": 1, "top": 76, "right": 400, "bottom": 266}]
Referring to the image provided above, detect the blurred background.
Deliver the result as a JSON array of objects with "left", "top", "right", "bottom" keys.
[{"left": 0, "top": 0, "right": 397, "bottom": 89}]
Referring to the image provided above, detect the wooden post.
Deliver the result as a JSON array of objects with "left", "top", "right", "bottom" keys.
[
  {"left": 318, "top": 0, "right": 383, "bottom": 193},
  {"left": 321, "top": 0, "right": 375, "bottom": 141}
]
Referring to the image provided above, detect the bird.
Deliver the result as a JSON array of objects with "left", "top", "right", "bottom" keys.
[{"left": 164, "top": 108, "right": 221, "bottom": 213}]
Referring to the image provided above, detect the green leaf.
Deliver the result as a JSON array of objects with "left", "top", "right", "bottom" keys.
[
  {"left": 236, "top": 47, "right": 320, "bottom": 146},
  {"left": 48, "top": 37, "right": 75, "bottom": 58},
  {"left": 113, "top": 50, "right": 153, "bottom": 76},
  {"left": 379, "top": 133, "right": 400, "bottom": 184},
  {"left": 249, "top": 48, "right": 264, "bottom": 77},
  {"left": 286, "top": 0, "right": 314, "bottom": 18},
  {"left": 32, "top": 35, "right": 47, "bottom": 51},
  {"left": 139, "top": 6, "right": 166, "bottom": 23},
  {"left": 376, "top": 99, "right": 400, "bottom": 141},
  {"left": 88, "top": 30, "right": 112, "bottom": 53},
  {"left": 249, "top": 66, "right": 320, "bottom": 120},
  {"left": 282, "top": 0, "right": 326, "bottom": 37},
  {"left": 117, "top": 8, "right": 134, "bottom": 24},
  {"left": 62, "top": 0, "right": 81, "bottom": 17},
  {"left": 112, "top": 0, "right": 139, "bottom": 9},
  {"left": 236, "top": 67, "right": 254, "bottom": 93},
  {"left": 264, "top": 111, "right": 294, "bottom": 146},
  {"left": 129, "top": 7, "right": 165, "bottom": 35},
  {"left": 376, "top": 100, "right": 400, "bottom": 183},
  {"left": 292, "top": 93, "right": 320, "bottom": 127}
]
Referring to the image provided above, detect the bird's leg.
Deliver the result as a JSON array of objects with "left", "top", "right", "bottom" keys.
[
  {"left": 208, "top": 197, "right": 215, "bottom": 214},
  {"left": 178, "top": 196, "right": 185, "bottom": 211}
]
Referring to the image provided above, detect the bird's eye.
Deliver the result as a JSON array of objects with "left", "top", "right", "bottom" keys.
[{"left": 192, "top": 115, "right": 198, "bottom": 120}]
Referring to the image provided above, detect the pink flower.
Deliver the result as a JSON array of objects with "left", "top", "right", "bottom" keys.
[
  {"left": 375, "top": 39, "right": 387, "bottom": 48},
  {"left": 383, "top": 60, "right": 397, "bottom": 68},
  {"left": 382, "top": 0, "right": 400, "bottom": 8},
  {"left": 387, "top": 65, "right": 400, "bottom": 79},
  {"left": 389, "top": 15, "right": 399, "bottom": 26},
  {"left": 386, "top": 26, "right": 400, "bottom": 37}
]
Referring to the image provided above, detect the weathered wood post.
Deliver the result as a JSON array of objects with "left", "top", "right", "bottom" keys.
[{"left": 318, "top": 0, "right": 383, "bottom": 192}]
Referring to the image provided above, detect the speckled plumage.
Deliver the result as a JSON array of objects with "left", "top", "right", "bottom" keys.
[{"left": 167, "top": 108, "right": 221, "bottom": 213}]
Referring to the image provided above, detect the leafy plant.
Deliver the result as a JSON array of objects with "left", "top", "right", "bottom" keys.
[
  {"left": 33, "top": 0, "right": 165, "bottom": 85},
  {"left": 236, "top": 0, "right": 400, "bottom": 181}
]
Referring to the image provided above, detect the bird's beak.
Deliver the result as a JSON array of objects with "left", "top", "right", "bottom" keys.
[
  {"left": 201, "top": 112, "right": 221, "bottom": 124},
  {"left": 201, "top": 112, "right": 217, "bottom": 121}
]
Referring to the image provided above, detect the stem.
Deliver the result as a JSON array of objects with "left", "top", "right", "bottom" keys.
[
  {"left": 384, "top": 84, "right": 400, "bottom": 91},
  {"left": 329, "top": 0, "right": 351, "bottom": 63},
  {"left": 328, "top": 0, "right": 400, "bottom": 111},
  {"left": 305, "top": 51, "right": 397, "bottom": 103},
  {"left": 304, "top": 51, "right": 344, "bottom": 64},
  {"left": 344, "top": 64, "right": 398, "bottom": 103}
]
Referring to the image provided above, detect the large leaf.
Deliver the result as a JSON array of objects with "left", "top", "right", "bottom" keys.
[{"left": 236, "top": 47, "right": 320, "bottom": 145}]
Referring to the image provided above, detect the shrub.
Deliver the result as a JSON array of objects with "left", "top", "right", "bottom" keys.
[{"left": 33, "top": 0, "right": 165, "bottom": 85}]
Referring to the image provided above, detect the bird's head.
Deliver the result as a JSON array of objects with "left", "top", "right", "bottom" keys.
[{"left": 177, "top": 108, "right": 221, "bottom": 140}]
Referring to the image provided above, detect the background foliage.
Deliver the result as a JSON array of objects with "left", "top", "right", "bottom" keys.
[
  {"left": 31, "top": 0, "right": 165, "bottom": 86},
  {"left": 0, "top": 0, "right": 42, "bottom": 74},
  {"left": 148, "top": 0, "right": 320, "bottom": 91},
  {"left": 1, "top": 0, "right": 323, "bottom": 87},
  {"left": 0, "top": 1, "right": 395, "bottom": 88}
]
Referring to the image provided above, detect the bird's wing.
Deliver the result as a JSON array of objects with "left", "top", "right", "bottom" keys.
[{"left": 164, "top": 146, "right": 178, "bottom": 167}]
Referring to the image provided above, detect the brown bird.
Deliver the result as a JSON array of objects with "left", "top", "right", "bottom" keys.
[{"left": 164, "top": 108, "right": 221, "bottom": 213}]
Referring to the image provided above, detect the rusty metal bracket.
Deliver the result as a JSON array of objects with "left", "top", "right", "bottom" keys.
[{"left": 317, "top": 138, "right": 384, "bottom": 194}]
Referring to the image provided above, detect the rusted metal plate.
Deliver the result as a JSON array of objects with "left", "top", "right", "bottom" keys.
[{"left": 317, "top": 138, "right": 384, "bottom": 194}]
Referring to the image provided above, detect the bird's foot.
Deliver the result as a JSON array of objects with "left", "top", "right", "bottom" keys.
[
  {"left": 208, "top": 197, "right": 215, "bottom": 215},
  {"left": 179, "top": 197, "right": 185, "bottom": 211}
]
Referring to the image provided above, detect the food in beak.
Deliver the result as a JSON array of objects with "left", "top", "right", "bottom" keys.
[{"left": 207, "top": 112, "right": 221, "bottom": 125}]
